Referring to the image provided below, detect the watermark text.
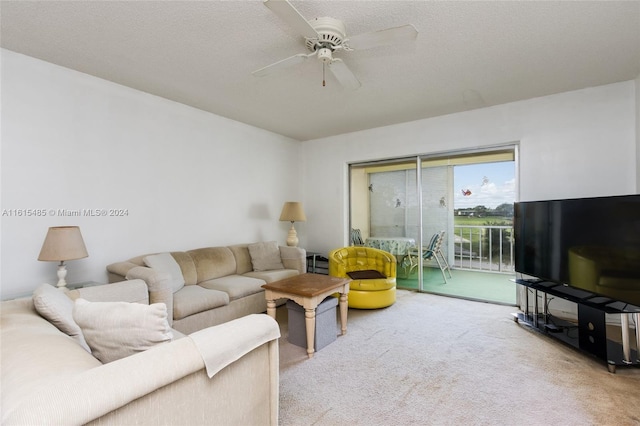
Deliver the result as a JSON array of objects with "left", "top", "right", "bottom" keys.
[{"left": 2, "top": 208, "right": 129, "bottom": 217}]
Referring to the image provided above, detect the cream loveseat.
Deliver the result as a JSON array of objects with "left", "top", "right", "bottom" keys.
[
  {"left": 0, "top": 280, "right": 280, "bottom": 425},
  {"left": 107, "top": 242, "right": 306, "bottom": 334}
]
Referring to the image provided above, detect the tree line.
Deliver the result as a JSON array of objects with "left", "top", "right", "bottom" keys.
[{"left": 455, "top": 203, "right": 514, "bottom": 217}]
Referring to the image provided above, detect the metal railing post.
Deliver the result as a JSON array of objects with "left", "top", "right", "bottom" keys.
[{"left": 452, "top": 224, "right": 514, "bottom": 273}]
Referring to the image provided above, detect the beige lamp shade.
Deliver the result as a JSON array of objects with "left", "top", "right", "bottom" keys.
[
  {"left": 38, "top": 226, "right": 88, "bottom": 262},
  {"left": 38, "top": 226, "right": 88, "bottom": 288},
  {"left": 279, "top": 202, "right": 306, "bottom": 247},
  {"left": 279, "top": 202, "right": 306, "bottom": 222}
]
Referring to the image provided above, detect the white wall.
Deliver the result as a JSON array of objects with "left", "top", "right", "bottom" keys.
[
  {"left": 302, "top": 81, "right": 637, "bottom": 255},
  {"left": 0, "top": 49, "right": 303, "bottom": 299},
  {"left": 2, "top": 49, "right": 637, "bottom": 299}
]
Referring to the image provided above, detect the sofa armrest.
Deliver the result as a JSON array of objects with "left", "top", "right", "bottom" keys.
[
  {"left": 280, "top": 246, "right": 307, "bottom": 274},
  {"left": 125, "top": 266, "right": 174, "bottom": 325},
  {"left": 189, "top": 314, "right": 280, "bottom": 377},
  {"left": 3, "top": 316, "right": 280, "bottom": 426},
  {"left": 66, "top": 280, "right": 150, "bottom": 304},
  {"left": 2, "top": 337, "right": 201, "bottom": 425},
  {"left": 106, "top": 261, "right": 140, "bottom": 282}
]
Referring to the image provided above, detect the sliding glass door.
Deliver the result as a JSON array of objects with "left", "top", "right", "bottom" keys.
[
  {"left": 418, "top": 164, "right": 454, "bottom": 287},
  {"left": 349, "top": 147, "right": 517, "bottom": 304},
  {"left": 350, "top": 159, "right": 419, "bottom": 278}
]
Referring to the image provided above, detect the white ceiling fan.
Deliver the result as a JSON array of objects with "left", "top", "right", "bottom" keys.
[{"left": 253, "top": 0, "right": 418, "bottom": 90}]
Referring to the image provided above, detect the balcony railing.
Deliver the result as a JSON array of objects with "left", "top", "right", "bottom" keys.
[{"left": 452, "top": 225, "right": 514, "bottom": 273}]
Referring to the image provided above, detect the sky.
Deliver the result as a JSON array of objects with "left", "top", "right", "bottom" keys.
[{"left": 454, "top": 162, "right": 515, "bottom": 209}]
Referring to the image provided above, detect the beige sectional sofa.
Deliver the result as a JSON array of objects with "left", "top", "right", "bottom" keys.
[
  {"left": 107, "top": 242, "right": 306, "bottom": 334},
  {"left": 0, "top": 280, "right": 280, "bottom": 425}
]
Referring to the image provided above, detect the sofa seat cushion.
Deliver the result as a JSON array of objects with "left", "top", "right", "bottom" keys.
[
  {"left": 173, "top": 285, "right": 229, "bottom": 320},
  {"left": 245, "top": 269, "right": 299, "bottom": 284},
  {"left": 199, "top": 275, "right": 266, "bottom": 301}
]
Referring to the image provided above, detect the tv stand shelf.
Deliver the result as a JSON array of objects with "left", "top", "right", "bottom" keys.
[{"left": 514, "top": 279, "right": 640, "bottom": 373}]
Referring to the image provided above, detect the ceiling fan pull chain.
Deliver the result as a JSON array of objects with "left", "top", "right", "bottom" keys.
[{"left": 323, "top": 63, "right": 326, "bottom": 87}]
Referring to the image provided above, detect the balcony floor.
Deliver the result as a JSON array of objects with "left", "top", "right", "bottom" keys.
[{"left": 397, "top": 267, "right": 516, "bottom": 305}]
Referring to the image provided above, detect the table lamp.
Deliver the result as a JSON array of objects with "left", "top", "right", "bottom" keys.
[
  {"left": 279, "top": 202, "right": 306, "bottom": 247},
  {"left": 38, "top": 226, "right": 88, "bottom": 288}
]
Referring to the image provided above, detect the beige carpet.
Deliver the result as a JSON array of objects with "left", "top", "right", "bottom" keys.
[{"left": 276, "top": 290, "right": 640, "bottom": 425}]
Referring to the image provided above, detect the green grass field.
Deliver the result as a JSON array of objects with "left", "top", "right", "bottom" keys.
[
  {"left": 452, "top": 216, "right": 513, "bottom": 262},
  {"left": 453, "top": 216, "right": 513, "bottom": 226}
]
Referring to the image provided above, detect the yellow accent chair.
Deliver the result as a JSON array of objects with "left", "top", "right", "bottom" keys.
[{"left": 328, "top": 246, "right": 396, "bottom": 309}]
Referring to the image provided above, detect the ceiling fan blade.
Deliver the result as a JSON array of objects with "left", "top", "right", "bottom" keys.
[
  {"left": 328, "top": 59, "right": 361, "bottom": 90},
  {"left": 252, "top": 53, "right": 310, "bottom": 77},
  {"left": 346, "top": 24, "right": 418, "bottom": 50},
  {"left": 263, "top": 0, "right": 319, "bottom": 39}
]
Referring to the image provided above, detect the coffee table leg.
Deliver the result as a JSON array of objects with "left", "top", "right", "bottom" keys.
[
  {"left": 304, "top": 308, "right": 316, "bottom": 358},
  {"left": 266, "top": 299, "right": 276, "bottom": 319},
  {"left": 339, "top": 293, "right": 348, "bottom": 335}
]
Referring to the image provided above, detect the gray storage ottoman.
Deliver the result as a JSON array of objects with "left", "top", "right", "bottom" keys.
[{"left": 286, "top": 296, "right": 338, "bottom": 351}]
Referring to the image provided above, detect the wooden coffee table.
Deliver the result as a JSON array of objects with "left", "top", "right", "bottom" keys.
[{"left": 262, "top": 273, "right": 350, "bottom": 358}]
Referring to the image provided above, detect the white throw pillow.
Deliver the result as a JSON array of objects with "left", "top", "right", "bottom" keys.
[
  {"left": 248, "top": 241, "right": 284, "bottom": 271},
  {"left": 73, "top": 298, "right": 173, "bottom": 363},
  {"left": 32, "top": 283, "right": 91, "bottom": 352},
  {"left": 143, "top": 252, "right": 185, "bottom": 293}
]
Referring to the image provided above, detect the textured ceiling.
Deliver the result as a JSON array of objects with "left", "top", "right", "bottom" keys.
[{"left": 1, "top": 1, "right": 639, "bottom": 141}]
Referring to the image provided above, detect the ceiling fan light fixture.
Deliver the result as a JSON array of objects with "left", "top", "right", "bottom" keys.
[{"left": 317, "top": 48, "right": 333, "bottom": 63}]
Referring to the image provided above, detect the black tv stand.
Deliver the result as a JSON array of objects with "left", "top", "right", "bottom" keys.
[{"left": 513, "top": 279, "right": 640, "bottom": 373}]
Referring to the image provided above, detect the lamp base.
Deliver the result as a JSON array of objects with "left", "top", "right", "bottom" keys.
[
  {"left": 286, "top": 223, "right": 299, "bottom": 247},
  {"left": 56, "top": 262, "right": 68, "bottom": 288}
]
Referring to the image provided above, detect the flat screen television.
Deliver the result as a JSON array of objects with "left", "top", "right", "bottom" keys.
[{"left": 514, "top": 194, "right": 640, "bottom": 307}]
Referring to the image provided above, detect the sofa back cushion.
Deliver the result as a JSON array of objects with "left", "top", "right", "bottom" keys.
[
  {"left": 186, "top": 247, "right": 237, "bottom": 283},
  {"left": 228, "top": 244, "right": 254, "bottom": 275},
  {"left": 170, "top": 251, "right": 198, "bottom": 286},
  {"left": 248, "top": 241, "right": 284, "bottom": 271},
  {"left": 32, "top": 283, "right": 91, "bottom": 352},
  {"left": 121, "top": 252, "right": 198, "bottom": 286},
  {"left": 73, "top": 299, "right": 173, "bottom": 363}
]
